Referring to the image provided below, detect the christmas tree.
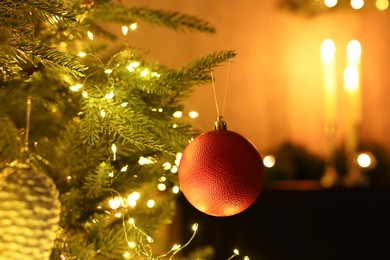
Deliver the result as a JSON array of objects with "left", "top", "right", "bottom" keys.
[{"left": 0, "top": 0, "right": 235, "bottom": 259}]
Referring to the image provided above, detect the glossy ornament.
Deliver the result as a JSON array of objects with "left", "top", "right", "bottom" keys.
[
  {"left": 178, "top": 117, "right": 264, "bottom": 216},
  {"left": 0, "top": 162, "right": 61, "bottom": 260}
]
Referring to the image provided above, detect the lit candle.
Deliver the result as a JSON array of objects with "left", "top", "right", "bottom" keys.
[
  {"left": 345, "top": 40, "right": 362, "bottom": 125},
  {"left": 343, "top": 39, "right": 363, "bottom": 186},
  {"left": 321, "top": 39, "right": 338, "bottom": 187},
  {"left": 321, "top": 39, "right": 337, "bottom": 122}
]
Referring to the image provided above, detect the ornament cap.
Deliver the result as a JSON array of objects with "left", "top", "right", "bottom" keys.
[{"left": 214, "top": 116, "right": 227, "bottom": 130}]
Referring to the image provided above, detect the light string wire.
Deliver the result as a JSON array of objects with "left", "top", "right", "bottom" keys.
[
  {"left": 23, "top": 94, "right": 31, "bottom": 153},
  {"left": 211, "top": 60, "right": 231, "bottom": 117}
]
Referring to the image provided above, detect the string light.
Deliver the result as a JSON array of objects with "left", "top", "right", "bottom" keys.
[
  {"left": 138, "top": 156, "right": 157, "bottom": 165},
  {"left": 351, "top": 0, "right": 364, "bottom": 9},
  {"left": 147, "top": 199, "right": 155, "bottom": 208},
  {"left": 263, "top": 155, "right": 276, "bottom": 168},
  {"left": 175, "top": 153, "right": 182, "bottom": 166},
  {"left": 128, "top": 241, "right": 136, "bottom": 248},
  {"left": 376, "top": 0, "right": 389, "bottom": 10},
  {"left": 129, "top": 23, "right": 138, "bottom": 30},
  {"left": 121, "top": 25, "right": 129, "bottom": 36},
  {"left": 109, "top": 197, "right": 125, "bottom": 209},
  {"left": 82, "top": 91, "right": 88, "bottom": 98},
  {"left": 158, "top": 108, "right": 163, "bottom": 112},
  {"left": 171, "top": 244, "right": 181, "bottom": 250},
  {"left": 123, "top": 252, "right": 131, "bottom": 259},
  {"left": 188, "top": 111, "right": 199, "bottom": 118},
  {"left": 87, "top": 30, "right": 94, "bottom": 40},
  {"left": 170, "top": 165, "right": 178, "bottom": 173},
  {"left": 324, "top": 0, "right": 338, "bottom": 8},
  {"left": 172, "top": 186, "right": 180, "bottom": 194},
  {"left": 104, "top": 69, "right": 113, "bottom": 74},
  {"left": 121, "top": 102, "right": 128, "bottom": 107},
  {"left": 152, "top": 72, "right": 161, "bottom": 78},
  {"left": 111, "top": 144, "right": 117, "bottom": 161},
  {"left": 162, "top": 162, "right": 172, "bottom": 170},
  {"left": 126, "top": 61, "right": 140, "bottom": 72},
  {"left": 172, "top": 123, "right": 179, "bottom": 129},
  {"left": 227, "top": 249, "right": 240, "bottom": 260},
  {"left": 173, "top": 111, "right": 183, "bottom": 118},
  {"left": 108, "top": 172, "right": 114, "bottom": 177},
  {"left": 157, "top": 183, "right": 167, "bottom": 191},
  {"left": 100, "top": 109, "right": 106, "bottom": 118},
  {"left": 77, "top": 52, "right": 87, "bottom": 57},
  {"left": 128, "top": 218, "right": 135, "bottom": 225},
  {"left": 120, "top": 165, "right": 128, "bottom": 172},
  {"left": 140, "top": 69, "right": 149, "bottom": 77},
  {"left": 105, "top": 91, "right": 115, "bottom": 99},
  {"left": 69, "top": 83, "right": 83, "bottom": 91}
]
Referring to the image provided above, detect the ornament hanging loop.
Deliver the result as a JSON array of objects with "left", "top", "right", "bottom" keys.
[{"left": 214, "top": 116, "right": 227, "bottom": 130}]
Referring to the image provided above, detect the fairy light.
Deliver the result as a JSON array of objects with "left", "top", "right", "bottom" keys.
[
  {"left": 129, "top": 23, "right": 138, "bottom": 30},
  {"left": 376, "top": 0, "right": 389, "bottom": 10},
  {"left": 121, "top": 25, "right": 129, "bottom": 36},
  {"left": 104, "top": 68, "right": 113, "bottom": 74},
  {"left": 159, "top": 176, "right": 167, "bottom": 182},
  {"left": 111, "top": 144, "right": 117, "bottom": 161},
  {"left": 157, "top": 183, "right": 167, "bottom": 191},
  {"left": 109, "top": 197, "right": 125, "bottom": 210},
  {"left": 108, "top": 172, "right": 114, "bottom": 178},
  {"left": 351, "top": 0, "right": 364, "bottom": 9},
  {"left": 128, "top": 241, "right": 136, "bottom": 248},
  {"left": 115, "top": 212, "right": 122, "bottom": 218},
  {"left": 105, "top": 91, "right": 115, "bottom": 99},
  {"left": 121, "top": 102, "right": 128, "bottom": 107},
  {"left": 192, "top": 223, "right": 198, "bottom": 231},
  {"left": 175, "top": 153, "right": 182, "bottom": 166},
  {"left": 126, "top": 61, "right": 140, "bottom": 72},
  {"left": 244, "top": 257, "right": 250, "bottom": 260},
  {"left": 227, "top": 249, "right": 240, "bottom": 260},
  {"left": 151, "top": 108, "right": 158, "bottom": 112},
  {"left": 138, "top": 156, "right": 156, "bottom": 165},
  {"left": 170, "top": 165, "right": 178, "bottom": 173},
  {"left": 170, "top": 244, "right": 180, "bottom": 251},
  {"left": 128, "top": 218, "right": 135, "bottom": 225},
  {"left": 158, "top": 108, "right": 163, "bottom": 112},
  {"left": 162, "top": 162, "right": 172, "bottom": 170},
  {"left": 147, "top": 199, "right": 155, "bottom": 208},
  {"left": 151, "top": 72, "right": 161, "bottom": 78},
  {"left": 140, "top": 69, "right": 149, "bottom": 77},
  {"left": 172, "top": 123, "right": 179, "bottom": 129},
  {"left": 82, "top": 91, "right": 88, "bottom": 98},
  {"left": 357, "top": 152, "right": 376, "bottom": 169},
  {"left": 146, "top": 236, "right": 153, "bottom": 243},
  {"left": 263, "top": 155, "right": 276, "bottom": 168},
  {"left": 77, "top": 52, "right": 87, "bottom": 57},
  {"left": 173, "top": 111, "right": 183, "bottom": 118},
  {"left": 69, "top": 83, "right": 83, "bottom": 91},
  {"left": 188, "top": 111, "right": 199, "bottom": 118},
  {"left": 100, "top": 109, "right": 106, "bottom": 118},
  {"left": 123, "top": 251, "right": 130, "bottom": 258},
  {"left": 66, "top": 176, "right": 72, "bottom": 181},
  {"left": 324, "top": 0, "right": 338, "bottom": 7},
  {"left": 120, "top": 165, "right": 128, "bottom": 172},
  {"left": 128, "top": 192, "right": 140, "bottom": 207},
  {"left": 87, "top": 30, "right": 94, "bottom": 40},
  {"left": 172, "top": 186, "right": 180, "bottom": 194}
]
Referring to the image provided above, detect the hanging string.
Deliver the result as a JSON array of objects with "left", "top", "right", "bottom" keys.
[
  {"left": 211, "top": 60, "right": 232, "bottom": 117},
  {"left": 222, "top": 59, "right": 231, "bottom": 116},
  {"left": 210, "top": 71, "right": 220, "bottom": 117},
  {"left": 23, "top": 95, "right": 31, "bottom": 153}
]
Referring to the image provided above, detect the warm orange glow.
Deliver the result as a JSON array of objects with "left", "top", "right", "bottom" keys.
[
  {"left": 347, "top": 40, "right": 362, "bottom": 65},
  {"left": 321, "top": 39, "right": 336, "bottom": 64}
]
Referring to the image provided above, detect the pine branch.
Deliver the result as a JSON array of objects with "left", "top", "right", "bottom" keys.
[
  {"left": 91, "top": 4, "right": 216, "bottom": 33},
  {"left": 128, "top": 7, "right": 216, "bottom": 33}
]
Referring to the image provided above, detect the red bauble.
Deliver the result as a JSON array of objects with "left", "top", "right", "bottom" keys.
[{"left": 178, "top": 122, "right": 264, "bottom": 217}]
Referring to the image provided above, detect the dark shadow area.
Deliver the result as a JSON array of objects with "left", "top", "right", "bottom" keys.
[{"left": 179, "top": 187, "right": 390, "bottom": 260}]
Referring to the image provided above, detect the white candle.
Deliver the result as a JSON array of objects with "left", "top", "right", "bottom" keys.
[
  {"left": 345, "top": 40, "right": 362, "bottom": 125},
  {"left": 321, "top": 39, "right": 337, "bottom": 122}
]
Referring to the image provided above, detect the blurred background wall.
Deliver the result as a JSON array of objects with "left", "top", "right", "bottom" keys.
[{"left": 117, "top": 0, "right": 390, "bottom": 159}]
